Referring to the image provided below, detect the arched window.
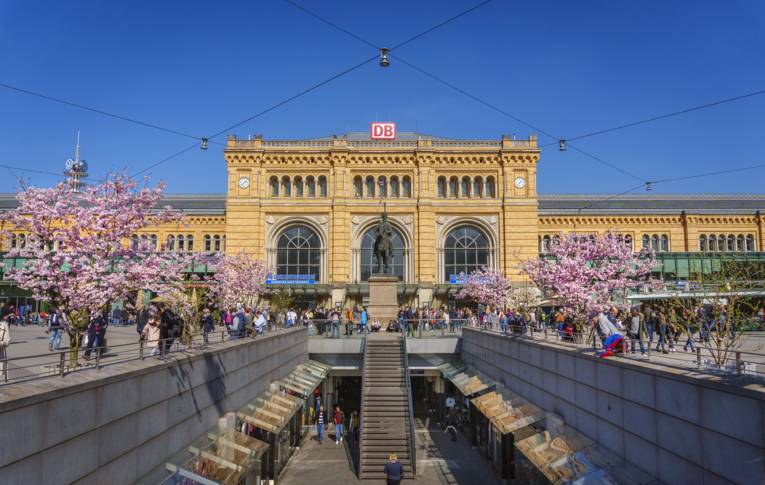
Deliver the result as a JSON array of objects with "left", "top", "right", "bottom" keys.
[
  {"left": 204, "top": 235, "right": 212, "bottom": 252},
  {"left": 276, "top": 225, "right": 321, "bottom": 279},
  {"left": 18, "top": 234, "right": 26, "bottom": 249},
  {"left": 131, "top": 234, "right": 139, "bottom": 251},
  {"left": 708, "top": 235, "right": 717, "bottom": 252},
  {"left": 282, "top": 176, "right": 291, "bottom": 197},
  {"left": 461, "top": 176, "right": 471, "bottom": 198},
  {"left": 365, "top": 176, "right": 375, "bottom": 198},
  {"left": 306, "top": 176, "right": 316, "bottom": 197},
  {"left": 318, "top": 176, "right": 328, "bottom": 196},
  {"left": 354, "top": 176, "right": 363, "bottom": 198},
  {"left": 167, "top": 235, "right": 175, "bottom": 252},
  {"left": 540, "top": 235, "right": 551, "bottom": 254},
  {"left": 402, "top": 176, "right": 412, "bottom": 198},
  {"left": 473, "top": 177, "right": 483, "bottom": 197},
  {"left": 746, "top": 234, "right": 755, "bottom": 251},
  {"left": 213, "top": 235, "right": 221, "bottom": 252},
  {"left": 650, "top": 234, "right": 659, "bottom": 251},
  {"left": 718, "top": 234, "right": 727, "bottom": 251},
  {"left": 437, "top": 177, "right": 447, "bottom": 198},
  {"left": 660, "top": 235, "right": 669, "bottom": 252},
  {"left": 270, "top": 176, "right": 279, "bottom": 197},
  {"left": 737, "top": 234, "right": 745, "bottom": 252},
  {"left": 378, "top": 176, "right": 388, "bottom": 198},
  {"left": 177, "top": 235, "right": 185, "bottom": 252},
  {"left": 443, "top": 225, "right": 490, "bottom": 282},
  {"left": 390, "top": 176, "right": 400, "bottom": 197},
  {"left": 727, "top": 234, "right": 735, "bottom": 252},
  {"left": 360, "top": 226, "right": 405, "bottom": 282},
  {"left": 642, "top": 235, "right": 649, "bottom": 249},
  {"left": 699, "top": 235, "right": 707, "bottom": 252},
  {"left": 10, "top": 234, "right": 16, "bottom": 249},
  {"left": 187, "top": 235, "right": 194, "bottom": 252},
  {"left": 485, "top": 176, "right": 495, "bottom": 198},
  {"left": 150, "top": 234, "right": 157, "bottom": 251},
  {"left": 449, "top": 177, "right": 459, "bottom": 198},
  {"left": 624, "top": 235, "right": 633, "bottom": 252},
  {"left": 294, "top": 176, "right": 304, "bottom": 197}
]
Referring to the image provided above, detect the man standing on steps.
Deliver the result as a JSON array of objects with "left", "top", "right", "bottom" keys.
[
  {"left": 333, "top": 405, "right": 345, "bottom": 444},
  {"left": 316, "top": 404, "right": 327, "bottom": 445},
  {"left": 384, "top": 453, "right": 404, "bottom": 485}
]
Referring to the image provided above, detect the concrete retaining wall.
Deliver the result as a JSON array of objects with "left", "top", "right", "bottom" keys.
[
  {"left": 460, "top": 328, "right": 765, "bottom": 485},
  {"left": 0, "top": 328, "right": 308, "bottom": 485}
]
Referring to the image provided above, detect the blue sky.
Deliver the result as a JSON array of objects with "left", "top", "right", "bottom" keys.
[{"left": 1, "top": 0, "right": 764, "bottom": 194}]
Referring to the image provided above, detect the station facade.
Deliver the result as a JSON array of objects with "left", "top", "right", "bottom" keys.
[{"left": 5, "top": 132, "right": 765, "bottom": 308}]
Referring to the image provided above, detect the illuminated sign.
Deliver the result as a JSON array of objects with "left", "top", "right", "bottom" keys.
[{"left": 370, "top": 122, "right": 396, "bottom": 140}]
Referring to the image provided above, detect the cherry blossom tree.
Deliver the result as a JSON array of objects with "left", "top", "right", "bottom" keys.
[
  {"left": 2, "top": 174, "right": 188, "bottom": 365},
  {"left": 522, "top": 232, "right": 660, "bottom": 322},
  {"left": 456, "top": 266, "right": 512, "bottom": 310},
  {"left": 207, "top": 250, "right": 270, "bottom": 310}
]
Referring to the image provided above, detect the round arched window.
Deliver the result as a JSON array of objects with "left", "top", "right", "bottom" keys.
[
  {"left": 360, "top": 226, "right": 405, "bottom": 282},
  {"left": 443, "top": 225, "right": 490, "bottom": 281},
  {"left": 276, "top": 225, "right": 321, "bottom": 279}
]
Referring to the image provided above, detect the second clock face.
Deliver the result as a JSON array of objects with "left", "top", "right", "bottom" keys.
[
  {"left": 238, "top": 177, "right": 250, "bottom": 189},
  {"left": 514, "top": 177, "right": 526, "bottom": 188}
]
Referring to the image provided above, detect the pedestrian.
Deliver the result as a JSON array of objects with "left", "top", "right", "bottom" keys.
[
  {"left": 348, "top": 410, "right": 358, "bottom": 439},
  {"left": 628, "top": 308, "right": 647, "bottom": 356},
  {"left": 359, "top": 307, "right": 368, "bottom": 334},
  {"left": 316, "top": 404, "right": 327, "bottom": 445},
  {"left": 141, "top": 308, "right": 161, "bottom": 356},
  {"left": 0, "top": 306, "right": 12, "bottom": 381},
  {"left": 48, "top": 309, "right": 65, "bottom": 351},
  {"left": 202, "top": 308, "right": 214, "bottom": 344},
  {"left": 384, "top": 453, "right": 404, "bottom": 485},
  {"left": 331, "top": 308, "right": 341, "bottom": 338},
  {"left": 84, "top": 311, "right": 107, "bottom": 360},
  {"left": 333, "top": 405, "right": 345, "bottom": 444}
]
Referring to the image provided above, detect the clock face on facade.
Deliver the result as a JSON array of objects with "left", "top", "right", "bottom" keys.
[
  {"left": 514, "top": 176, "right": 526, "bottom": 188},
  {"left": 238, "top": 176, "right": 250, "bottom": 189}
]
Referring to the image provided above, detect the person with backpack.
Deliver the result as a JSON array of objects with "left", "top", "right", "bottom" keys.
[
  {"left": 384, "top": 453, "right": 404, "bottom": 485},
  {"left": 48, "top": 309, "right": 65, "bottom": 351}
]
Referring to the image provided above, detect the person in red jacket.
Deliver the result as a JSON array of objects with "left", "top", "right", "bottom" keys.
[{"left": 333, "top": 405, "right": 345, "bottom": 444}]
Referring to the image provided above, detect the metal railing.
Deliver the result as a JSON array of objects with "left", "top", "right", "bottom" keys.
[
  {"left": 0, "top": 326, "right": 283, "bottom": 386},
  {"left": 402, "top": 336, "right": 417, "bottom": 478},
  {"left": 306, "top": 318, "right": 465, "bottom": 339},
  {"left": 470, "top": 322, "right": 765, "bottom": 382}
]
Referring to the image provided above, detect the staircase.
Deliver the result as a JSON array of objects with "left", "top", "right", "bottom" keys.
[{"left": 359, "top": 336, "right": 416, "bottom": 480}]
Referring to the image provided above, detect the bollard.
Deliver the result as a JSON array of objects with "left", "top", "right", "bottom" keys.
[
  {"left": 59, "top": 352, "right": 66, "bottom": 377},
  {"left": 696, "top": 347, "right": 701, "bottom": 369},
  {"left": 95, "top": 348, "right": 101, "bottom": 370},
  {"left": 735, "top": 352, "right": 741, "bottom": 374},
  {"left": 622, "top": 338, "right": 628, "bottom": 356},
  {"left": 139, "top": 340, "right": 144, "bottom": 360},
  {"left": 221, "top": 330, "right": 225, "bottom": 342},
  {"left": 647, "top": 339, "right": 651, "bottom": 358}
]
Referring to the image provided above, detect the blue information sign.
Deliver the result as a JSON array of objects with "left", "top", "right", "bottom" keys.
[
  {"left": 266, "top": 274, "right": 316, "bottom": 285},
  {"left": 449, "top": 274, "right": 467, "bottom": 284}
]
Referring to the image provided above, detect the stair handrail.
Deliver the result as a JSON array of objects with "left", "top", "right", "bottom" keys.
[
  {"left": 358, "top": 333, "right": 367, "bottom": 478},
  {"left": 402, "top": 336, "right": 417, "bottom": 478}
]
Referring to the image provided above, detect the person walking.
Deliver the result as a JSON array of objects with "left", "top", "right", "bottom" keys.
[
  {"left": 316, "top": 404, "right": 327, "bottom": 445},
  {"left": 201, "top": 308, "right": 214, "bottom": 344},
  {"left": 383, "top": 453, "right": 404, "bottom": 485},
  {"left": 331, "top": 308, "right": 341, "bottom": 339},
  {"left": 333, "top": 405, "right": 345, "bottom": 444},
  {"left": 141, "top": 308, "right": 161, "bottom": 356},
  {"left": 0, "top": 306, "right": 12, "bottom": 381},
  {"left": 48, "top": 309, "right": 65, "bottom": 351}
]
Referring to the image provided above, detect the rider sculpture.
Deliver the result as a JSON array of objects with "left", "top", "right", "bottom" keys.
[{"left": 373, "top": 210, "right": 394, "bottom": 275}]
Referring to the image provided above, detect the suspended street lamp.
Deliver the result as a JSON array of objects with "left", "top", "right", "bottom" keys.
[
  {"left": 558, "top": 139, "right": 567, "bottom": 151},
  {"left": 379, "top": 48, "right": 390, "bottom": 67},
  {"left": 200, "top": 138, "right": 209, "bottom": 150}
]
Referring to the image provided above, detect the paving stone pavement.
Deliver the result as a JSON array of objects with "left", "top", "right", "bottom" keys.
[{"left": 278, "top": 419, "right": 504, "bottom": 485}]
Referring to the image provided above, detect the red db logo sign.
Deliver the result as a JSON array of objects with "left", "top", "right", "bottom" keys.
[{"left": 370, "top": 122, "right": 396, "bottom": 140}]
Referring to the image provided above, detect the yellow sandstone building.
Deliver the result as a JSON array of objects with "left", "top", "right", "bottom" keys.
[{"left": 9, "top": 132, "right": 762, "bottom": 308}]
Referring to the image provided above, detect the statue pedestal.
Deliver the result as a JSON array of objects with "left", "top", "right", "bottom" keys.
[{"left": 367, "top": 275, "right": 399, "bottom": 325}]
